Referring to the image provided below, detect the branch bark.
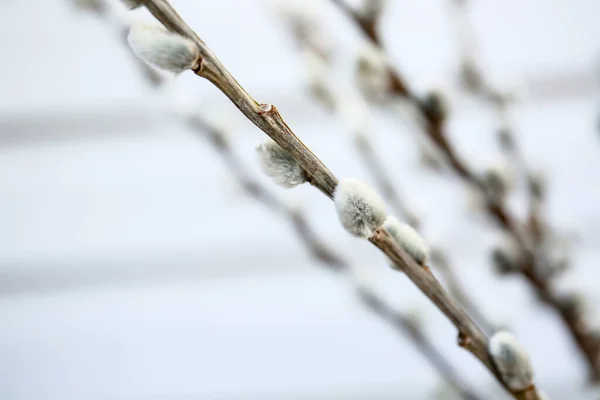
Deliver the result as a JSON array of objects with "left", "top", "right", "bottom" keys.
[
  {"left": 278, "top": 13, "right": 497, "bottom": 335},
  {"left": 82, "top": 1, "right": 480, "bottom": 397},
  {"left": 331, "top": 0, "right": 600, "bottom": 383},
  {"left": 447, "top": 0, "right": 600, "bottom": 381},
  {"left": 129, "top": 1, "right": 541, "bottom": 397}
]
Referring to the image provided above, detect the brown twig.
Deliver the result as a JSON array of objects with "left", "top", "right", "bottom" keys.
[
  {"left": 80, "top": 2, "right": 481, "bottom": 397},
  {"left": 331, "top": 0, "right": 600, "bottom": 382},
  {"left": 189, "top": 117, "right": 486, "bottom": 400},
  {"left": 133, "top": 2, "right": 541, "bottom": 397},
  {"left": 446, "top": 0, "right": 600, "bottom": 381},
  {"left": 278, "top": 11, "right": 497, "bottom": 335},
  {"left": 191, "top": 117, "right": 484, "bottom": 400}
]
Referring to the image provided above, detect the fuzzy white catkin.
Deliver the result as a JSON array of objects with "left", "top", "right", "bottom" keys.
[
  {"left": 256, "top": 140, "right": 307, "bottom": 188},
  {"left": 482, "top": 162, "right": 515, "bottom": 201},
  {"left": 127, "top": 24, "right": 200, "bottom": 73},
  {"left": 334, "top": 178, "right": 387, "bottom": 238},
  {"left": 383, "top": 216, "right": 428, "bottom": 264},
  {"left": 489, "top": 331, "right": 534, "bottom": 391},
  {"left": 356, "top": 44, "right": 390, "bottom": 103}
]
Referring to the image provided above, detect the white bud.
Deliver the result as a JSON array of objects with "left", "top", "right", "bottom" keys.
[
  {"left": 256, "top": 140, "right": 307, "bottom": 188},
  {"left": 481, "top": 161, "right": 515, "bottom": 202},
  {"left": 127, "top": 24, "right": 200, "bottom": 73},
  {"left": 383, "top": 216, "right": 428, "bottom": 265},
  {"left": 334, "top": 178, "right": 387, "bottom": 238},
  {"left": 491, "top": 234, "right": 524, "bottom": 275},
  {"left": 356, "top": 44, "right": 391, "bottom": 103},
  {"left": 489, "top": 331, "right": 533, "bottom": 391}
]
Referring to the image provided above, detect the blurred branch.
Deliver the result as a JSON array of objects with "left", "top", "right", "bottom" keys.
[
  {"left": 447, "top": 0, "right": 600, "bottom": 381},
  {"left": 278, "top": 5, "right": 498, "bottom": 336},
  {"left": 331, "top": 0, "right": 600, "bottom": 382},
  {"left": 99, "top": 0, "right": 536, "bottom": 397}
]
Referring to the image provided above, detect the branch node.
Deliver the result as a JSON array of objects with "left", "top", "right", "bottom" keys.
[
  {"left": 258, "top": 103, "right": 274, "bottom": 115},
  {"left": 192, "top": 56, "right": 204, "bottom": 74},
  {"left": 458, "top": 332, "right": 472, "bottom": 348}
]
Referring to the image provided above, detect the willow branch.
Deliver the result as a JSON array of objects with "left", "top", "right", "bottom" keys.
[
  {"left": 82, "top": 1, "right": 480, "bottom": 397},
  {"left": 142, "top": 0, "right": 337, "bottom": 199},
  {"left": 278, "top": 11, "right": 497, "bottom": 335},
  {"left": 447, "top": 0, "right": 542, "bottom": 245},
  {"left": 126, "top": 1, "right": 540, "bottom": 397},
  {"left": 189, "top": 118, "right": 483, "bottom": 400},
  {"left": 447, "top": 0, "right": 600, "bottom": 380},
  {"left": 331, "top": 0, "right": 600, "bottom": 382}
]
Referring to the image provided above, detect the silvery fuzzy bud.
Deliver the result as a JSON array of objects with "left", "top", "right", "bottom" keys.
[
  {"left": 528, "top": 171, "right": 546, "bottom": 201},
  {"left": 489, "top": 331, "right": 534, "bottom": 391},
  {"left": 334, "top": 178, "right": 387, "bottom": 238},
  {"left": 491, "top": 235, "right": 524, "bottom": 275},
  {"left": 421, "top": 90, "right": 449, "bottom": 124},
  {"left": 497, "top": 127, "right": 515, "bottom": 152},
  {"left": 459, "top": 60, "right": 484, "bottom": 92},
  {"left": 356, "top": 44, "right": 391, "bottom": 103},
  {"left": 383, "top": 216, "right": 428, "bottom": 265},
  {"left": 128, "top": 23, "right": 200, "bottom": 73},
  {"left": 481, "top": 162, "right": 515, "bottom": 203},
  {"left": 256, "top": 140, "right": 307, "bottom": 188}
]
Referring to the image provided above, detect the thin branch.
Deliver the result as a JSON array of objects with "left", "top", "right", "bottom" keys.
[
  {"left": 278, "top": 11, "right": 497, "bottom": 335},
  {"left": 122, "top": 1, "right": 539, "bottom": 397},
  {"left": 190, "top": 117, "right": 483, "bottom": 400},
  {"left": 191, "top": 116, "right": 484, "bottom": 399},
  {"left": 446, "top": 0, "right": 600, "bottom": 381},
  {"left": 331, "top": 0, "right": 600, "bottom": 382},
  {"left": 81, "top": 2, "right": 478, "bottom": 397}
]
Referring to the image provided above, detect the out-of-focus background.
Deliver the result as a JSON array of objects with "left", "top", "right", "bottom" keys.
[{"left": 1, "top": 0, "right": 600, "bottom": 399}]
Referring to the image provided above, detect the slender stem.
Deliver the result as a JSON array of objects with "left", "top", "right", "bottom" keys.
[
  {"left": 187, "top": 116, "right": 348, "bottom": 271},
  {"left": 191, "top": 118, "right": 483, "bottom": 399},
  {"left": 144, "top": 0, "right": 338, "bottom": 199},
  {"left": 83, "top": 1, "right": 481, "bottom": 397},
  {"left": 331, "top": 0, "right": 600, "bottom": 384},
  {"left": 133, "top": 1, "right": 538, "bottom": 397},
  {"left": 277, "top": 10, "right": 497, "bottom": 335},
  {"left": 446, "top": 0, "right": 600, "bottom": 380}
]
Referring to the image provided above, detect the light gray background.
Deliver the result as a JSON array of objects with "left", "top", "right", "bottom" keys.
[{"left": 1, "top": 0, "right": 600, "bottom": 399}]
